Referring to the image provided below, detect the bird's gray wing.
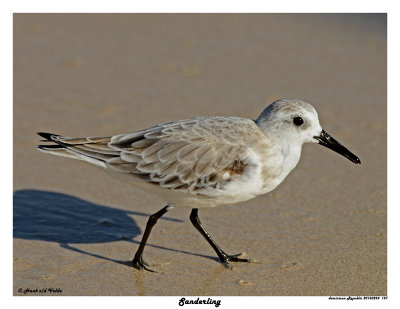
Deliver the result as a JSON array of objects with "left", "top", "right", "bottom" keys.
[
  {"left": 39, "top": 117, "right": 264, "bottom": 193},
  {"left": 107, "top": 117, "right": 260, "bottom": 192}
]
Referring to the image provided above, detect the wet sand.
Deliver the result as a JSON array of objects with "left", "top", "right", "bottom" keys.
[{"left": 13, "top": 13, "right": 386, "bottom": 295}]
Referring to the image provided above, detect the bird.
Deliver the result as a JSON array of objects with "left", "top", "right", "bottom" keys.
[{"left": 37, "top": 98, "right": 361, "bottom": 272}]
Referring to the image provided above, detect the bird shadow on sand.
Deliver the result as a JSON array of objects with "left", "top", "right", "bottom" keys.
[{"left": 13, "top": 189, "right": 217, "bottom": 266}]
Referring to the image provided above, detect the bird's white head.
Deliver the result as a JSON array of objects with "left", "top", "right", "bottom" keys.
[
  {"left": 256, "top": 98, "right": 361, "bottom": 164},
  {"left": 256, "top": 98, "right": 322, "bottom": 145}
]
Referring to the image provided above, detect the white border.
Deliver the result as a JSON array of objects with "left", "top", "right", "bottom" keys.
[
  {"left": 3, "top": 0, "right": 393, "bottom": 13},
  {"left": 4, "top": 1, "right": 398, "bottom": 308}
]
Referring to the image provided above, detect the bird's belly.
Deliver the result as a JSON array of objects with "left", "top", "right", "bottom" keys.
[
  {"left": 104, "top": 167, "right": 259, "bottom": 208},
  {"left": 103, "top": 147, "right": 300, "bottom": 209}
]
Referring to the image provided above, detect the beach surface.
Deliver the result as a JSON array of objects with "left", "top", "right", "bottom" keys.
[{"left": 13, "top": 14, "right": 386, "bottom": 296}]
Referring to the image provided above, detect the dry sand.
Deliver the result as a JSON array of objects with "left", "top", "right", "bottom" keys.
[{"left": 13, "top": 14, "right": 386, "bottom": 296}]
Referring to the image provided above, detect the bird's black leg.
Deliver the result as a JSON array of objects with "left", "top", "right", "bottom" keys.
[
  {"left": 189, "top": 208, "right": 253, "bottom": 268},
  {"left": 132, "top": 205, "right": 171, "bottom": 272}
]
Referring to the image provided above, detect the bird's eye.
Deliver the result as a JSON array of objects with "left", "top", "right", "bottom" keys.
[{"left": 293, "top": 117, "right": 304, "bottom": 126}]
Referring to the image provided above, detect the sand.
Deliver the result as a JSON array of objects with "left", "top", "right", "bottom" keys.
[{"left": 13, "top": 13, "right": 386, "bottom": 296}]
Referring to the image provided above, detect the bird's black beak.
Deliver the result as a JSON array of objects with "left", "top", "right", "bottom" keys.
[{"left": 314, "top": 130, "right": 361, "bottom": 164}]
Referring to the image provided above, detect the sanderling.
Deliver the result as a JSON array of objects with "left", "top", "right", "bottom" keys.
[{"left": 37, "top": 98, "right": 360, "bottom": 271}]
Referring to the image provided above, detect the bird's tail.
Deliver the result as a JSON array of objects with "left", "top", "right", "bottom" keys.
[{"left": 37, "top": 132, "right": 116, "bottom": 168}]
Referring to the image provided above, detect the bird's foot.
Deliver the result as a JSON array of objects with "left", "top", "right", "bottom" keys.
[
  {"left": 132, "top": 256, "right": 156, "bottom": 273},
  {"left": 219, "top": 252, "right": 258, "bottom": 269}
]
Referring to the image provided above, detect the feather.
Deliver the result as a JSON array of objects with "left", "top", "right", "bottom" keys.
[{"left": 36, "top": 116, "right": 264, "bottom": 195}]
